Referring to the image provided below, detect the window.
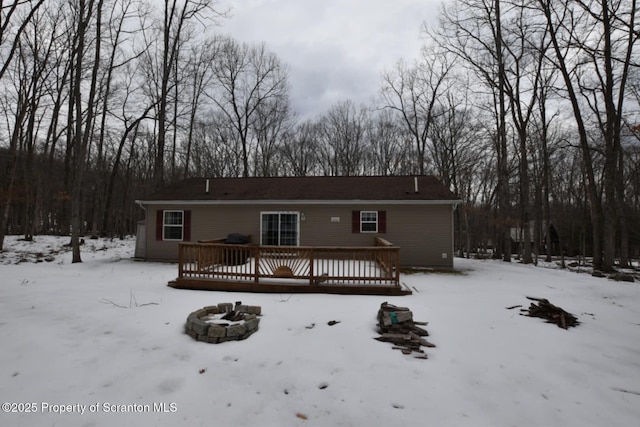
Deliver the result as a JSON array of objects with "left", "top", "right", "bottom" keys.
[
  {"left": 156, "top": 210, "right": 190, "bottom": 241},
  {"left": 261, "top": 212, "right": 299, "bottom": 246},
  {"left": 360, "top": 211, "right": 378, "bottom": 232},
  {"left": 163, "top": 210, "right": 184, "bottom": 240},
  {"left": 352, "top": 210, "right": 386, "bottom": 234}
]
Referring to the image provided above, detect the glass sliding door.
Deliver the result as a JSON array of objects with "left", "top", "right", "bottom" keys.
[{"left": 261, "top": 212, "right": 299, "bottom": 246}]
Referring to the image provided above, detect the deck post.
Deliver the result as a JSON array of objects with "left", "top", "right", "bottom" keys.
[
  {"left": 178, "top": 244, "right": 184, "bottom": 278},
  {"left": 309, "top": 247, "right": 315, "bottom": 285},
  {"left": 394, "top": 247, "right": 400, "bottom": 286},
  {"left": 254, "top": 246, "right": 260, "bottom": 283}
]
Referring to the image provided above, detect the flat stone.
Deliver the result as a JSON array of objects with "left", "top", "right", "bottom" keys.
[
  {"left": 243, "top": 314, "right": 257, "bottom": 321},
  {"left": 236, "top": 304, "right": 249, "bottom": 313},
  {"left": 191, "top": 319, "right": 210, "bottom": 336},
  {"left": 196, "top": 334, "right": 209, "bottom": 342},
  {"left": 218, "top": 303, "right": 233, "bottom": 313},
  {"left": 207, "top": 325, "right": 226, "bottom": 338},
  {"left": 194, "top": 309, "right": 209, "bottom": 318},
  {"left": 203, "top": 305, "right": 220, "bottom": 314},
  {"left": 238, "top": 328, "right": 257, "bottom": 340},
  {"left": 247, "top": 306, "right": 262, "bottom": 315},
  {"left": 244, "top": 318, "right": 259, "bottom": 332},
  {"left": 226, "top": 324, "right": 246, "bottom": 337}
]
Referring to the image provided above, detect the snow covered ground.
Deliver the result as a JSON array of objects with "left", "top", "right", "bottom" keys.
[{"left": 1, "top": 235, "right": 639, "bottom": 427}]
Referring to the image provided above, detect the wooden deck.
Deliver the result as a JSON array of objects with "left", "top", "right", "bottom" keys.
[{"left": 170, "top": 238, "right": 411, "bottom": 296}]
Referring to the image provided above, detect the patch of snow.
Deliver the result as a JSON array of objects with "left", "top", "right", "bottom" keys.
[{"left": 0, "top": 236, "right": 639, "bottom": 426}]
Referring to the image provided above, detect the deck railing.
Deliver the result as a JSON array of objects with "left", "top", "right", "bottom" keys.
[{"left": 178, "top": 238, "right": 401, "bottom": 288}]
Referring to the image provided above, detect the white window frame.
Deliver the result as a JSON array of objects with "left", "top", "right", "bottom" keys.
[
  {"left": 360, "top": 211, "right": 378, "bottom": 233},
  {"left": 260, "top": 211, "right": 300, "bottom": 246},
  {"left": 163, "top": 210, "right": 184, "bottom": 241}
]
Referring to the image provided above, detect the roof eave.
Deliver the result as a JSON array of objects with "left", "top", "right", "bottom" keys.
[{"left": 135, "top": 199, "right": 462, "bottom": 206}]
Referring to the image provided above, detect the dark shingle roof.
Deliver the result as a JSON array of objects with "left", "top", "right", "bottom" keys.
[{"left": 143, "top": 176, "right": 459, "bottom": 202}]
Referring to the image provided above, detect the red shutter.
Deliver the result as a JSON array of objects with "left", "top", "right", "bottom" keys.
[
  {"left": 156, "top": 210, "right": 163, "bottom": 240},
  {"left": 378, "top": 210, "right": 386, "bottom": 233},
  {"left": 352, "top": 210, "right": 360, "bottom": 233},
  {"left": 183, "top": 210, "right": 191, "bottom": 241}
]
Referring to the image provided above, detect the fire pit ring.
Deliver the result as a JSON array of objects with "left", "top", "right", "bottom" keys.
[{"left": 185, "top": 302, "right": 262, "bottom": 343}]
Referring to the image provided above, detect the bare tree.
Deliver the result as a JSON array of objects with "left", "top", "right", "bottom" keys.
[
  {"left": 252, "top": 93, "right": 291, "bottom": 177},
  {"left": 380, "top": 47, "right": 452, "bottom": 175},
  {"left": 144, "top": 0, "right": 223, "bottom": 189},
  {"left": 0, "top": 0, "right": 45, "bottom": 249},
  {"left": 433, "top": 0, "right": 512, "bottom": 261},
  {"left": 69, "top": 0, "right": 103, "bottom": 263},
  {"left": 280, "top": 121, "right": 321, "bottom": 177},
  {"left": 0, "top": 49, "right": 33, "bottom": 249},
  {"left": 182, "top": 110, "right": 247, "bottom": 177},
  {"left": 182, "top": 37, "right": 217, "bottom": 178},
  {"left": 529, "top": 69, "right": 562, "bottom": 263},
  {"left": 14, "top": 9, "right": 60, "bottom": 241},
  {"left": 101, "top": 59, "right": 156, "bottom": 236},
  {"left": 536, "top": 0, "right": 638, "bottom": 271},
  {"left": 0, "top": 0, "right": 45, "bottom": 80},
  {"left": 317, "top": 100, "right": 368, "bottom": 176},
  {"left": 499, "top": 0, "right": 552, "bottom": 263},
  {"left": 88, "top": 0, "right": 149, "bottom": 238},
  {"left": 428, "top": 83, "right": 485, "bottom": 257},
  {"left": 209, "top": 38, "right": 289, "bottom": 177},
  {"left": 366, "top": 109, "right": 413, "bottom": 176}
]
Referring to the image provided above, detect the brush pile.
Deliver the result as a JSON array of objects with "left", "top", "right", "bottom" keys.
[{"left": 521, "top": 297, "right": 579, "bottom": 329}]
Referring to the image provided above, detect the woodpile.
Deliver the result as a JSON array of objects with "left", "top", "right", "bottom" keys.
[
  {"left": 374, "top": 302, "right": 435, "bottom": 359},
  {"left": 520, "top": 297, "right": 579, "bottom": 329}
]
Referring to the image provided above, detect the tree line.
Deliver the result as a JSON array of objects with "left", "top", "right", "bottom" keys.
[{"left": 0, "top": 0, "right": 639, "bottom": 269}]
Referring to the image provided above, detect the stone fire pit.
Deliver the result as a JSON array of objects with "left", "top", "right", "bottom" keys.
[{"left": 185, "top": 302, "right": 262, "bottom": 343}]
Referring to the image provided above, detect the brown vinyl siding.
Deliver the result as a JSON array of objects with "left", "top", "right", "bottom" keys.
[
  {"left": 145, "top": 203, "right": 454, "bottom": 268},
  {"left": 387, "top": 205, "right": 453, "bottom": 267}
]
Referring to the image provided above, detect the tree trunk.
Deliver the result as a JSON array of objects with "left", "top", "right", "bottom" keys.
[
  {"left": 617, "top": 146, "right": 630, "bottom": 268},
  {"left": 71, "top": 0, "right": 101, "bottom": 263},
  {"left": 538, "top": 0, "right": 603, "bottom": 270},
  {"left": 495, "top": 0, "right": 511, "bottom": 262},
  {"left": 0, "top": 98, "right": 29, "bottom": 250}
]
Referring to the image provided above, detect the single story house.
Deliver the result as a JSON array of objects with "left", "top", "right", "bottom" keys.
[{"left": 135, "top": 175, "right": 460, "bottom": 268}]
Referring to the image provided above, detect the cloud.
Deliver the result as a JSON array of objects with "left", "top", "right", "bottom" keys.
[{"left": 221, "top": 0, "right": 441, "bottom": 119}]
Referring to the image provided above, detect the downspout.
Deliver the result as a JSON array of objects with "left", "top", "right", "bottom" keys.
[{"left": 451, "top": 202, "right": 459, "bottom": 268}]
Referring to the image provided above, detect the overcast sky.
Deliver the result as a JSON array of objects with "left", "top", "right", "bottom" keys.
[{"left": 219, "top": 0, "right": 444, "bottom": 120}]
